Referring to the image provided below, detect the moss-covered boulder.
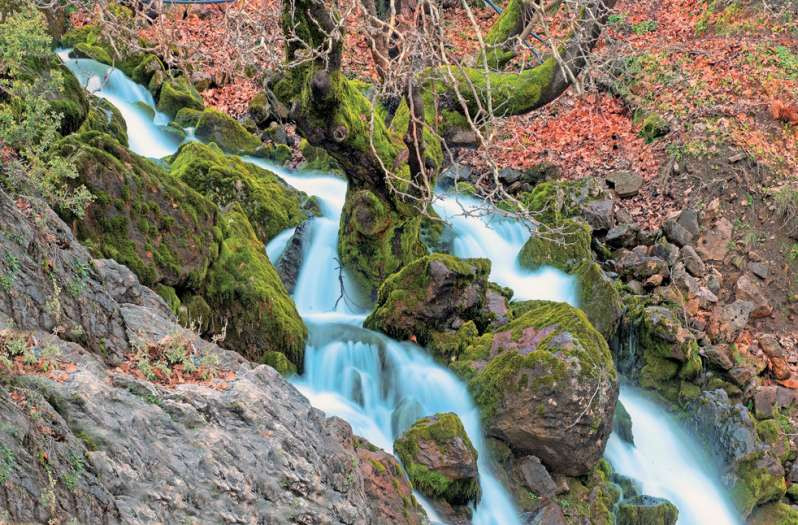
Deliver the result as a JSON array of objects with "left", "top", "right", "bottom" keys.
[
  {"left": 516, "top": 177, "right": 610, "bottom": 225},
  {"left": 338, "top": 188, "right": 427, "bottom": 293},
  {"left": 614, "top": 400, "right": 634, "bottom": 445},
  {"left": 193, "top": 108, "right": 262, "bottom": 155},
  {"left": 574, "top": 260, "right": 624, "bottom": 340},
  {"left": 58, "top": 131, "right": 219, "bottom": 288},
  {"left": 616, "top": 495, "right": 678, "bottom": 525},
  {"left": 615, "top": 298, "right": 702, "bottom": 402},
  {"left": 79, "top": 95, "right": 128, "bottom": 145},
  {"left": 169, "top": 141, "right": 311, "bottom": 242},
  {"left": 157, "top": 77, "right": 203, "bottom": 118},
  {"left": 748, "top": 502, "right": 798, "bottom": 525},
  {"left": 364, "top": 254, "right": 506, "bottom": 347},
  {"left": 555, "top": 459, "right": 621, "bottom": 524},
  {"left": 453, "top": 301, "right": 618, "bottom": 476},
  {"left": 354, "top": 437, "right": 427, "bottom": 525},
  {"left": 204, "top": 205, "right": 306, "bottom": 368},
  {"left": 394, "top": 413, "right": 480, "bottom": 510},
  {"left": 519, "top": 218, "right": 592, "bottom": 272}
]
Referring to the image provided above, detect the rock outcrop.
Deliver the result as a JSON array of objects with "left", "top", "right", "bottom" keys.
[{"left": 0, "top": 188, "right": 424, "bottom": 524}]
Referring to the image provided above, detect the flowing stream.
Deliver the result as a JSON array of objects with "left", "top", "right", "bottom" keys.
[{"left": 61, "top": 54, "right": 741, "bottom": 525}]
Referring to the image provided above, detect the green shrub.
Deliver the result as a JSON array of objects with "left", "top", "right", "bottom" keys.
[{"left": 0, "top": 5, "right": 92, "bottom": 217}]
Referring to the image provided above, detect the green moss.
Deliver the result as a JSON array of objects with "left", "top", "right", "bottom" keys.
[
  {"left": 573, "top": 261, "right": 623, "bottom": 339},
  {"left": 458, "top": 301, "right": 615, "bottom": 420},
  {"left": 155, "top": 285, "right": 180, "bottom": 315},
  {"left": 169, "top": 141, "right": 310, "bottom": 242},
  {"left": 297, "top": 139, "right": 345, "bottom": 176},
  {"left": 174, "top": 107, "right": 203, "bottom": 128},
  {"left": 616, "top": 495, "right": 679, "bottom": 525},
  {"left": 557, "top": 466, "right": 620, "bottom": 525},
  {"left": 748, "top": 502, "right": 798, "bottom": 525},
  {"left": 46, "top": 64, "right": 90, "bottom": 135},
  {"left": 518, "top": 218, "right": 592, "bottom": 273},
  {"left": 204, "top": 205, "right": 306, "bottom": 368},
  {"left": 428, "top": 321, "right": 480, "bottom": 364},
  {"left": 364, "top": 253, "right": 491, "bottom": 344},
  {"left": 394, "top": 413, "right": 479, "bottom": 505},
  {"left": 480, "top": 0, "right": 526, "bottom": 69},
  {"left": 178, "top": 294, "right": 212, "bottom": 333},
  {"left": 757, "top": 419, "right": 793, "bottom": 463},
  {"left": 634, "top": 110, "right": 670, "bottom": 143},
  {"left": 263, "top": 351, "right": 298, "bottom": 376},
  {"left": 157, "top": 77, "right": 203, "bottom": 118},
  {"left": 193, "top": 108, "right": 261, "bottom": 155},
  {"left": 79, "top": 95, "right": 128, "bottom": 145},
  {"left": 338, "top": 188, "right": 427, "bottom": 293},
  {"left": 58, "top": 131, "right": 219, "bottom": 288},
  {"left": 732, "top": 454, "right": 787, "bottom": 516}
]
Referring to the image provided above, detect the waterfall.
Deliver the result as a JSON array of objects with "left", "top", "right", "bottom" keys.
[{"left": 60, "top": 55, "right": 742, "bottom": 525}]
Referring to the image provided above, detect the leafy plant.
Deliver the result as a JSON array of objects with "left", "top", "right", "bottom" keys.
[
  {"left": 0, "top": 5, "right": 93, "bottom": 217},
  {"left": 632, "top": 20, "right": 658, "bottom": 34}
]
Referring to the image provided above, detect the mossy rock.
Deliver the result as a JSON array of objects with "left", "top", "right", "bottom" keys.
[
  {"left": 178, "top": 294, "right": 212, "bottom": 333},
  {"left": 516, "top": 177, "right": 608, "bottom": 225},
  {"left": 732, "top": 453, "right": 787, "bottom": 516},
  {"left": 454, "top": 300, "right": 618, "bottom": 476},
  {"left": 204, "top": 205, "right": 306, "bottom": 368},
  {"left": 58, "top": 131, "right": 219, "bottom": 288},
  {"left": 757, "top": 419, "right": 794, "bottom": 463},
  {"left": 616, "top": 495, "right": 678, "bottom": 525},
  {"left": 556, "top": 461, "right": 621, "bottom": 525},
  {"left": 154, "top": 284, "right": 181, "bottom": 315},
  {"left": 248, "top": 92, "right": 272, "bottom": 127},
  {"left": 263, "top": 351, "right": 298, "bottom": 376},
  {"left": 613, "top": 400, "right": 634, "bottom": 445},
  {"left": 518, "top": 218, "right": 592, "bottom": 273},
  {"left": 298, "top": 138, "right": 345, "bottom": 176},
  {"left": 574, "top": 261, "right": 623, "bottom": 340},
  {"left": 394, "top": 413, "right": 479, "bottom": 506},
  {"left": 174, "top": 107, "right": 204, "bottom": 128},
  {"left": 157, "top": 77, "right": 203, "bottom": 118},
  {"left": 364, "top": 254, "right": 493, "bottom": 347},
  {"left": 193, "top": 108, "right": 261, "bottom": 155},
  {"left": 635, "top": 111, "right": 670, "bottom": 143},
  {"left": 339, "top": 188, "right": 427, "bottom": 293},
  {"left": 748, "top": 502, "right": 798, "bottom": 525},
  {"left": 79, "top": 95, "right": 128, "bottom": 145},
  {"left": 169, "top": 141, "right": 311, "bottom": 242}
]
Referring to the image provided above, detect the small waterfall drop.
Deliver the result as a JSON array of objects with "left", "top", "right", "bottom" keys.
[
  {"left": 606, "top": 387, "right": 741, "bottom": 525},
  {"left": 60, "top": 55, "right": 743, "bottom": 524}
]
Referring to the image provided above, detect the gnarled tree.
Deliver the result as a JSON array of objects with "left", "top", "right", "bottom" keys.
[{"left": 273, "top": 0, "right": 618, "bottom": 292}]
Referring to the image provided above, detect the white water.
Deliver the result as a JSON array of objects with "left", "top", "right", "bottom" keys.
[
  {"left": 58, "top": 49, "right": 183, "bottom": 158},
  {"left": 62, "top": 56, "right": 741, "bottom": 524},
  {"left": 606, "top": 387, "right": 741, "bottom": 525}
]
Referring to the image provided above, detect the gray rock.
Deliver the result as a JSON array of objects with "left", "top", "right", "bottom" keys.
[
  {"left": 523, "top": 501, "right": 567, "bottom": 525},
  {"left": 677, "top": 208, "right": 700, "bottom": 237},
  {"left": 581, "top": 199, "right": 615, "bottom": 231},
  {"left": 93, "top": 258, "right": 174, "bottom": 320},
  {"left": 680, "top": 245, "right": 706, "bottom": 277},
  {"left": 615, "top": 250, "right": 669, "bottom": 280},
  {"left": 663, "top": 219, "right": 693, "bottom": 247},
  {"left": 754, "top": 386, "right": 779, "bottom": 419},
  {"left": 651, "top": 241, "right": 680, "bottom": 266},
  {"left": 276, "top": 220, "right": 310, "bottom": 293},
  {"left": 613, "top": 400, "right": 634, "bottom": 445},
  {"left": 606, "top": 171, "right": 643, "bottom": 198},
  {"left": 749, "top": 262, "right": 769, "bottom": 279},
  {"left": 439, "top": 163, "right": 474, "bottom": 189},
  {"left": 606, "top": 224, "right": 638, "bottom": 248},
  {"left": 702, "top": 345, "right": 734, "bottom": 371},
  {"left": 518, "top": 455, "right": 558, "bottom": 497}
]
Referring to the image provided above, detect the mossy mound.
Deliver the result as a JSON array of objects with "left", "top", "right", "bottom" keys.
[
  {"left": 298, "top": 138, "right": 345, "bottom": 176},
  {"left": 193, "top": 108, "right": 262, "bottom": 155},
  {"left": 339, "top": 188, "right": 427, "bottom": 293},
  {"left": 732, "top": 453, "right": 787, "bottom": 516},
  {"left": 515, "top": 177, "right": 608, "bottom": 225},
  {"left": 394, "top": 413, "right": 480, "bottom": 506},
  {"left": 453, "top": 301, "right": 618, "bottom": 476},
  {"left": 748, "top": 502, "right": 798, "bottom": 525},
  {"left": 263, "top": 351, "right": 298, "bottom": 376},
  {"left": 574, "top": 261, "right": 624, "bottom": 340},
  {"left": 556, "top": 460, "right": 620, "bottom": 525},
  {"left": 157, "top": 77, "right": 203, "bottom": 118},
  {"left": 58, "top": 131, "right": 219, "bottom": 288},
  {"left": 616, "top": 495, "right": 678, "bottom": 525},
  {"left": 203, "top": 205, "right": 306, "bottom": 368},
  {"left": 169, "top": 141, "right": 311, "bottom": 242},
  {"left": 364, "top": 254, "right": 494, "bottom": 346},
  {"left": 616, "top": 298, "right": 702, "bottom": 403},
  {"left": 79, "top": 95, "right": 128, "bottom": 145},
  {"left": 518, "top": 218, "right": 592, "bottom": 272}
]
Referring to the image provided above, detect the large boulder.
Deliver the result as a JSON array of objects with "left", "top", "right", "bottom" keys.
[
  {"left": 616, "top": 495, "right": 678, "bottom": 525},
  {"left": 169, "top": 141, "right": 313, "bottom": 242},
  {"left": 454, "top": 301, "right": 618, "bottom": 476},
  {"left": 156, "top": 76, "right": 204, "bottom": 118},
  {"left": 58, "top": 131, "right": 220, "bottom": 289},
  {"left": 365, "top": 254, "right": 503, "bottom": 346},
  {"left": 204, "top": 206, "right": 306, "bottom": 368},
  {"left": 394, "top": 413, "right": 480, "bottom": 508},
  {"left": 748, "top": 502, "right": 798, "bottom": 525}
]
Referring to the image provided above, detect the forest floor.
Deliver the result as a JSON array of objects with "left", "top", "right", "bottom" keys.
[{"left": 136, "top": 0, "right": 798, "bottom": 377}]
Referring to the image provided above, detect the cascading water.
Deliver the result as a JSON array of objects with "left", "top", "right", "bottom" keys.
[
  {"left": 61, "top": 55, "right": 743, "bottom": 524},
  {"left": 58, "top": 50, "right": 184, "bottom": 158}
]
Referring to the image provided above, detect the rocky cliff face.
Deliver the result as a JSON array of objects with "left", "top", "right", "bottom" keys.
[{"left": 0, "top": 189, "right": 424, "bottom": 524}]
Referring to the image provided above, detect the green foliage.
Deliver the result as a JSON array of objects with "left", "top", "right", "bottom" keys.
[
  {"left": 631, "top": 20, "right": 658, "bottom": 34},
  {"left": 0, "top": 6, "right": 93, "bottom": 217},
  {"left": 193, "top": 109, "right": 261, "bottom": 155},
  {"left": 0, "top": 444, "right": 15, "bottom": 484}
]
